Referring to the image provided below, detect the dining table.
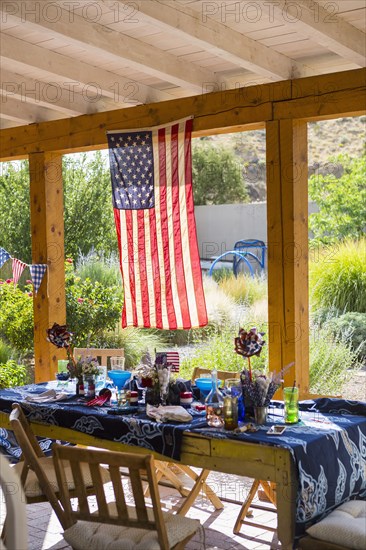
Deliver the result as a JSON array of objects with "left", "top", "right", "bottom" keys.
[{"left": 0, "top": 381, "right": 365, "bottom": 550}]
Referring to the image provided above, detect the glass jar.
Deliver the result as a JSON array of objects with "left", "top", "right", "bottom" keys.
[{"left": 205, "top": 369, "right": 224, "bottom": 427}]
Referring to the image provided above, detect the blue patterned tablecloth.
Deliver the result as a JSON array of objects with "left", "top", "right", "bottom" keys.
[
  {"left": 189, "top": 398, "right": 366, "bottom": 537},
  {"left": 0, "top": 382, "right": 206, "bottom": 462},
  {"left": 0, "top": 383, "right": 365, "bottom": 539}
]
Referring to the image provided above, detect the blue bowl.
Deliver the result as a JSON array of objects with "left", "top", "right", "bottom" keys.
[
  {"left": 194, "top": 378, "right": 222, "bottom": 396},
  {"left": 107, "top": 370, "right": 131, "bottom": 390}
]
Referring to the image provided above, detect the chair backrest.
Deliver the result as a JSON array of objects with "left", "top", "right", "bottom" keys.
[
  {"left": 191, "top": 367, "right": 240, "bottom": 383},
  {"left": 0, "top": 454, "right": 28, "bottom": 550},
  {"left": 9, "top": 404, "right": 67, "bottom": 528},
  {"left": 74, "top": 348, "right": 124, "bottom": 368},
  {"left": 52, "top": 444, "right": 171, "bottom": 549}
]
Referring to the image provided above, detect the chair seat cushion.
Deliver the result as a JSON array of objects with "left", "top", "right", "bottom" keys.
[
  {"left": 13, "top": 456, "right": 110, "bottom": 498},
  {"left": 306, "top": 500, "right": 366, "bottom": 550},
  {"left": 63, "top": 505, "right": 199, "bottom": 550}
]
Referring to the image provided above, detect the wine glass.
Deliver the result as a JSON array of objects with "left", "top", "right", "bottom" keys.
[{"left": 156, "top": 365, "right": 171, "bottom": 406}]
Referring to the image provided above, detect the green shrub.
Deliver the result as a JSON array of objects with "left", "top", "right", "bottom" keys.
[
  {"left": 327, "top": 312, "right": 366, "bottom": 360},
  {"left": 217, "top": 272, "right": 267, "bottom": 305},
  {"left": 0, "top": 280, "right": 34, "bottom": 356},
  {"left": 94, "top": 327, "right": 166, "bottom": 370},
  {"left": 0, "top": 360, "right": 28, "bottom": 389},
  {"left": 309, "top": 326, "right": 362, "bottom": 394},
  {"left": 310, "top": 239, "right": 366, "bottom": 313},
  {"left": 0, "top": 340, "right": 12, "bottom": 364},
  {"left": 65, "top": 260, "right": 123, "bottom": 347},
  {"left": 75, "top": 254, "right": 121, "bottom": 287},
  {"left": 180, "top": 324, "right": 268, "bottom": 380}
]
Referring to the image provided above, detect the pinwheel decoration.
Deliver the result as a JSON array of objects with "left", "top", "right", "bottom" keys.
[{"left": 234, "top": 327, "right": 265, "bottom": 381}]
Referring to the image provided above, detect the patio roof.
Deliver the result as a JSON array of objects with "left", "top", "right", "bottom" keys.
[{"left": 0, "top": 0, "right": 365, "bottom": 129}]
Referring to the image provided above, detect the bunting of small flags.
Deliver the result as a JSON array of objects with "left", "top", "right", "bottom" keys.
[
  {"left": 0, "top": 247, "right": 11, "bottom": 269},
  {"left": 0, "top": 246, "right": 48, "bottom": 295}
]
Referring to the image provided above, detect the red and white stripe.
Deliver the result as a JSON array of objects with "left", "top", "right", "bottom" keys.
[
  {"left": 12, "top": 258, "right": 27, "bottom": 286},
  {"left": 165, "top": 351, "right": 180, "bottom": 373},
  {"left": 114, "top": 118, "right": 207, "bottom": 330}
]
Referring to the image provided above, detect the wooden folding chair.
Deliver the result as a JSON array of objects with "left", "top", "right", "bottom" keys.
[
  {"left": 52, "top": 444, "right": 200, "bottom": 550},
  {"left": 73, "top": 348, "right": 124, "bottom": 368},
  {"left": 233, "top": 479, "right": 277, "bottom": 534},
  {"left": 191, "top": 367, "right": 241, "bottom": 384},
  {"left": 9, "top": 403, "right": 111, "bottom": 529}
]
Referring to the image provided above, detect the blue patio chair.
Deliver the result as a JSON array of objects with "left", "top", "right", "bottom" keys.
[{"left": 208, "top": 239, "right": 267, "bottom": 278}]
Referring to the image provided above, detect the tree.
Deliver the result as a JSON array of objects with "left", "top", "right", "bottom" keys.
[
  {"left": 0, "top": 161, "right": 31, "bottom": 263},
  {"left": 309, "top": 153, "right": 366, "bottom": 245},
  {"left": 63, "top": 152, "right": 117, "bottom": 259},
  {"left": 192, "top": 140, "right": 249, "bottom": 205}
]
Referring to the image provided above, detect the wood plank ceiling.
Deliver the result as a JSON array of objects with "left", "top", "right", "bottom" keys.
[{"left": 0, "top": 0, "right": 365, "bottom": 129}]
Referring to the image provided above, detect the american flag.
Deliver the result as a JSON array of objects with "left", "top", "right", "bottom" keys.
[{"left": 107, "top": 118, "right": 207, "bottom": 330}]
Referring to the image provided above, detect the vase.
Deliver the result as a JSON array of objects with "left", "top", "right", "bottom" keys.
[{"left": 254, "top": 406, "right": 268, "bottom": 425}]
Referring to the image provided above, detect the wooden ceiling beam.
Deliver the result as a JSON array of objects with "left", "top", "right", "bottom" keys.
[
  {"left": 0, "top": 69, "right": 97, "bottom": 116},
  {"left": 1, "top": 7, "right": 224, "bottom": 92},
  {"left": 0, "top": 68, "right": 364, "bottom": 161},
  {"left": 121, "top": 0, "right": 310, "bottom": 80},
  {"left": 266, "top": 0, "right": 366, "bottom": 67},
  {"left": 0, "top": 34, "right": 174, "bottom": 105},
  {"left": 0, "top": 95, "right": 66, "bottom": 124}
]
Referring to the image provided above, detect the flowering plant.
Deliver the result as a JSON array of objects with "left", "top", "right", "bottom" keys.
[
  {"left": 74, "top": 355, "right": 100, "bottom": 378},
  {"left": 240, "top": 369, "right": 282, "bottom": 407}
]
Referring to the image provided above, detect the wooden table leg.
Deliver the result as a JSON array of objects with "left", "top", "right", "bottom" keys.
[{"left": 275, "top": 452, "right": 297, "bottom": 550}]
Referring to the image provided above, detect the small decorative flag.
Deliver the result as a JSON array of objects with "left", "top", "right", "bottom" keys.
[
  {"left": 107, "top": 117, "right": 208, "bottom": 330},
  {"left": 29, "top": 264, "right": 47, "bottom": 295},
  {"left": 12, "top": 258, "right": 27, "bottom": 286},
  {"left": 0, "top": 247, "right": 11, "bottom": 268},
  {"left": 166, "top": 351, "right": 180, "bottom": 373}
]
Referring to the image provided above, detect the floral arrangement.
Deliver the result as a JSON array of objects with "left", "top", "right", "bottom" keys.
[
  {"left": 74, "top": 355, "right": 100, "bottom": 378},
  {"left": 240, "top": 369, "right": 282, "bottom": 407},
  {"left": 133, "top": 351, "right": 159, "bottom": 387},
  {"left": 46, "top": 323, "right": 99, "bottom": 379}
]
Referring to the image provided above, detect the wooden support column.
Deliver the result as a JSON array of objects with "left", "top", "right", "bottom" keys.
[
  {"left": 266, "top": 119, "right": 309, "bottom": 395},
  {"left": 29, "top": 152, "right": 66, "bottom": 382}
]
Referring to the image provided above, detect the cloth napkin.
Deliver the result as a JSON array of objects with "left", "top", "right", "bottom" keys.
[
  {"left": 24, "top": 389, "right": 69, "bottom": 403},
  {"left": 146, "top": 404, "right": 193, "bottom": 423}
]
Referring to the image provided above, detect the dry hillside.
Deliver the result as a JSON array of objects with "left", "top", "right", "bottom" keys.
[{"left": 204, "top": 116, "right": 366, "bottom": 201}]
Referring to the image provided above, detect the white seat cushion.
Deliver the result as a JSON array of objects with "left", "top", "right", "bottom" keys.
[
  {"left": 63, "top": 505, "right": 199, "bottom": 550},
  {"left": 13, "top": 456, "right": 110, "bottom": 498},
  {"left": 306, "top": 500, "right": 366, "bottom": 550}
]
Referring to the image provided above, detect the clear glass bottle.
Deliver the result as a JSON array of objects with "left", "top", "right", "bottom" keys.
[{"left": 205, "top": 369, "right": 224, "bottom": 427}]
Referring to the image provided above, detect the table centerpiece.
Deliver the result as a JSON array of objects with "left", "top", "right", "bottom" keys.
[{"left": 46, "top": 323, "right": 100, "bottom": 396}]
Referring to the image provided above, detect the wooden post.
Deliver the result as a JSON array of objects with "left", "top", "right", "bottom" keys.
[
  {"left": 29, "top": 152, "right": 66, "bottom": 382},
  {"left": 266, "top": 120, "right": 309, "bottom": 395}
]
